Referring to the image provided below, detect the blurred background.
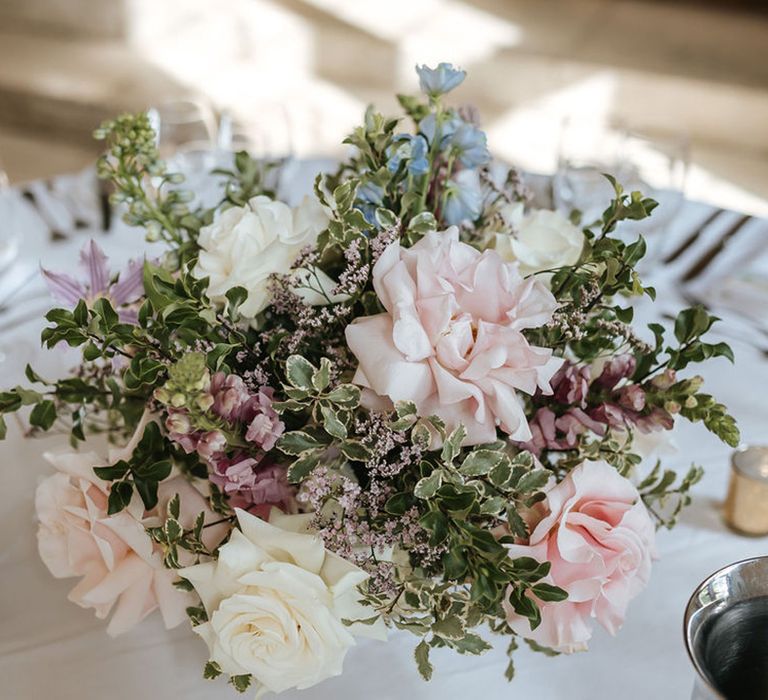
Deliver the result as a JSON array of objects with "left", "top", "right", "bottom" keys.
[{"left": 0, "top": 0, "right": 766, "bottom": 214}]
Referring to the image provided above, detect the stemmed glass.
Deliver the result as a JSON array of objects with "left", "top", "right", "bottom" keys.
[
  {"left": 147, "top": 98, "right": 221, "bottom": 205},
  {"left": 217, "top": 106, "right": 296, "bottom": 199},
  {"left": 552, "top": 117, "right": 625, "bottom": 226},
  {"left": 147, "top": 98, "right": 218, "bottom": 160},
  {"left": 553, "top": 117, "right": 689, "bottom": 260},
  {"left": 0, "top": 162, "right": 19, "bottom": 275}
]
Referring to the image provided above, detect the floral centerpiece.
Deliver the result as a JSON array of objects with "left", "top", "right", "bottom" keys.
[{"left": 1, "top": 63, "right": 738, "bottom": 696}]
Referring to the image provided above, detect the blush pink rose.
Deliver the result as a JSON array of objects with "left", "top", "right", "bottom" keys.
[
  {"left": 35, "top": 416, "right": 226, "bottom": 636},
  {"left": 503, "top": 460, "right": 656, "bottom": 652},
  {"left": 345, "top": 228, "right": 561, "bottom": 445}
]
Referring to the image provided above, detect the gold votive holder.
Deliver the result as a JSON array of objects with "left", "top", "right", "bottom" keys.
[{"left": 724, "top": 446, "right": 768, "bottom": 536}]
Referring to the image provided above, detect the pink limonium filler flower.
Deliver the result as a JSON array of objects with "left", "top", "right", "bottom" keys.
[
  {"left": 42, "top": 239, "right": 144, "bottom": 323},
  {"left": 503, "top": 460, "right": 656, "bottom": 653},
  {"left": 345, "top": 227, "right": 562, "bottom": 446}
]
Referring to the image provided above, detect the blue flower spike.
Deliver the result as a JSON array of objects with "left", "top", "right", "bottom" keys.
[
  {"left": 450, "top": 123, "right": 490, "bottom": 168},
  {"left": 415, "top": 63, "right": 466, "bottom": 98}
]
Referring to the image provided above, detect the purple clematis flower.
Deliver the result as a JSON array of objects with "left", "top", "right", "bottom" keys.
[{"left": 42, "top": 240, "right": 144, "bottom": 323}]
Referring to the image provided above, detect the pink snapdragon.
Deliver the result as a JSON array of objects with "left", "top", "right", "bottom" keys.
[
  {"left": 165, "top": 373, "right": 291, "bottom": 512},
  {"left": 210, "top": 458, "right": 297, "bottom": 517},
  {"left": 522, "top": 356, "right": 675, "bottom": 455}
]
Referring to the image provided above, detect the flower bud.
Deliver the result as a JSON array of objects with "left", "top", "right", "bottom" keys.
[
  {"left": 650, "top": 369, "right": 676, "bottom": 390},
  {"left": 166, "top": 411, "right": 191, "bottom": 434}
]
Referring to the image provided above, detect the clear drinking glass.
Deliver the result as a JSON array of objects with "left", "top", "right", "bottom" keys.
[
  {"left": 0, "top": 163, "right": 19, "bottom": 274},
  {"left": 553, "top": 118, "right": 688, "bottom": 267},
  {"left": 552, "top": 117, "right": 626, "bottom": 226},
  {"left": 147, "top": 98, "right": 220, "bottom": 205},
  {"left": 217, "top": 107, "right": 296, "bottom": 197},
  {"left": 218, "top": 105, "right": 296, "bottom": 158},
  {"left": 614, "top": 128, "right": 689, "bottom": 241},
  {"left": 147, "top": 98, "right": 218, "bottom": 159}
]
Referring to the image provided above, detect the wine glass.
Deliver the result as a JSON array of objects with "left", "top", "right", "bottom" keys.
[
  {"left": 0, "top": 162, "right": 19, "bottom": 274},
  {"left": 552, "top": 117, "right": 626, "bottom": 226},
  {"left": 218, "top": 106, "right": 296, "bottom": 199},
  {"left": 613, "top": 128, "right": 689, "bottom": 244},
  {"left": 553, "top": 118, "right": 688, "bottom": 263},
  {"left": 147, "top": 98, "right": 220, "bottom": 205},
  {"left": 147, "top": 98, "right": 217, "bottom": 158}
]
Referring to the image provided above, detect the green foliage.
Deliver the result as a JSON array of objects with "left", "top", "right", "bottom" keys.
[
  {"left": 228, "top": 675, "right": 253, "bottom": 693},
  {"left": 276, "top": 355, "right": 365, "bottom": 483},
  {"left": 93, "top": 421, "right": 172, "bottom": 513},
  {"left": 639, "top": 461, "right": 704, "bottom": 528},
  {"left": 203, "top": 661, "right": 222, "bottom": 680}
]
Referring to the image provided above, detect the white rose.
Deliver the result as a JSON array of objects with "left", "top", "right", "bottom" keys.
[
  {"left": 193, "top": 195, "right": 329, "bottom": 318},
  {"left": 494, "top": 202, "right": 584, "bottom": 276},
  {"left": 179, "top": 508, "right": 385, "bottom": 694}
]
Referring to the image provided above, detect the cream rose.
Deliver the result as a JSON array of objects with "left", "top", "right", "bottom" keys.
[
  {"left": 193, "top": 194, "right": 329, "bottom": 317},
  {"left": 494, "top": 202, "right": 584, "bottom": 277},
  {"left": 179, "top": 508, "right": 386, "bottom": 693}
]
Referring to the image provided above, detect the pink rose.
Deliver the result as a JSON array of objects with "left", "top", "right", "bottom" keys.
[
  {"left": 503, "top": 460, "right": 656, "bottom": 652},
  {"left": 35, "top": 416, "right": 226, "bottom": 636},
  {"left": 345, "top": 228, "right": 561, "bottom": 445}
]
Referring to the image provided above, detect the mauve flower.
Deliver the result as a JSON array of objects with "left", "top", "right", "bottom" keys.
[
  {"left": 617, "top": 384, "right": 646, "bottom": 412},
  {"left": 35, "top": 415, "right": 225, "bottom": 636},
  {"left": 246, "top": 412, "right": 282, "bottom": 451},
  {"left": 196, "top": 430, "right": 227, "bottom": 460},
  {"left": 210, "top": 458, "right": 297, "bottom": 516},
  {"left": 42, "top": 240, "right": 144, "bottom": 323},
  {"left": 634, "top": 406, "right": 674, "bottom": 433},
  {"left": 243, "top": 387, "right": 284, "bottom": 451},
  {"left": 209, "top": 372, "right": 251, "bottom": 422},
  {"left": 523, "top": 406, "right": 606, "bottom": 455},
  {"left": 588, "top": 402, "right": 629, "bottom": 429},
  {"left": 552, "top": 363, "right": 591, "bottom": 408},
  {"left": 596, "top": 355, "right": 636, "bottom": 390},
  {"left": 503, "top": 460, "right": 656, "bottom": 653},
  {"left": 416, "top": 62, "right": 466, "bottom": 97},
  {"left": 345, "top": 227, "right": 562, "bottom": 446}
]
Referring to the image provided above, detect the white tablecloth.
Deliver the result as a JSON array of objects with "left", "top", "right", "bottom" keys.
[{"left": 1, "top": 164, "right": 767, "bottom": 700}]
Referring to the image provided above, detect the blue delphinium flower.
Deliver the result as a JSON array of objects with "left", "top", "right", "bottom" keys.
[
  {"left": 419, "top": 113, "right": 462, "bottom": 147},
  {"left": 358, "top": 181, "right": 384, "bottom": 205},
  {"left": 442, "top": 169, "right": 483, "bottom": 225},
  {"left": 408, "top": 135, "right": 429, "bottom": 175},
  {"left": 450, "top": 123, "right": 490, "bottom": 168},
  {"left": 386, "top": 135, "right": 429, "bottom": 176},
  {"left": 415, "top": 63, "right": 466, "bottom": 97},
  {"left": 356, "top": 181, "right": 385, "bottom": 225},
  {"left": 386, "top": 137, "right": 411, "bottom": 174}
]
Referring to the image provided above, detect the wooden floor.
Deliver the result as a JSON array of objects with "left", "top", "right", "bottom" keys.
[{"left": 0, "top": 0, "right": 766, "bottom": 215}]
